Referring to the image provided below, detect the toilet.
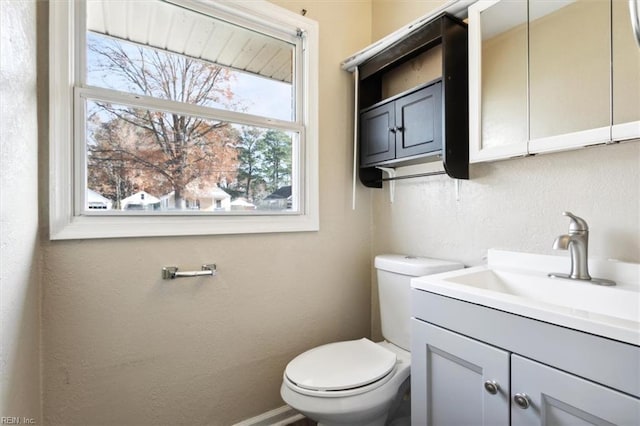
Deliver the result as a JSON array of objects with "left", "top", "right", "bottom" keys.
[{"left": 281, "top": 254, "right": 463, "bottom": 426}]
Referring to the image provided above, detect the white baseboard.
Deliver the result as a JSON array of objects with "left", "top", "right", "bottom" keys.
[{"left": 233, "top": 405, "right": 305, "bottom": 426}]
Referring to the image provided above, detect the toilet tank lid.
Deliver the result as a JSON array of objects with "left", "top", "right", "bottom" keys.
[{"left": 375, "top": 254, "right": 463, "bottom": 277}]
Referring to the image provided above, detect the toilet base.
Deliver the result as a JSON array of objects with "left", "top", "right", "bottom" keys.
[
  {"left": 282, "top": 374, "right": 410, "bottom": 426},
  {"left": 282, "top": 382, "right": 393, "bottom": 426}
]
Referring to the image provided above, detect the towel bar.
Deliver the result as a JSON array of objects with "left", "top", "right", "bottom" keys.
[{"left": 162, "top": 264, "right": 216, "bottom": 280}]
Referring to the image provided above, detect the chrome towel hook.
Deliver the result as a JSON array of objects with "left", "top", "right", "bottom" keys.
[{"left": 162, "top": 264, "right": 216, "bottom": 280}]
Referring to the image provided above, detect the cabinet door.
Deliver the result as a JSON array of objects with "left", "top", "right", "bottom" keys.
[
  {"left": 468, "top": 0, "right": 529, "bottom": 163},
  {"left": 528, "top": 0, "right": 611, "bottom": 153},
  {"left": 511, "top": 355, "right": 640, "bottom": 426},
  {"left": 612, "top": 0, "right": 640, "bottom": 141},
  {"left": 395, "top": 83, "right": 442, "bottom": 159},
  {"left": 411, "top": 319, "right": 510, "bottom": 426},
  {"left": 360, "top": 102, "right": 396, "bottom": 166}
]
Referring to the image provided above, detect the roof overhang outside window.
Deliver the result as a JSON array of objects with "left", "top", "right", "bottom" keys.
[{"left": 86, "top": 0, "right": 294, "bottom": 83}]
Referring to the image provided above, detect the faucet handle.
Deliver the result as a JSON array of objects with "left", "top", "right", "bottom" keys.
[{"left": 562, "top": 211, "right": 589, "bottom": 232}]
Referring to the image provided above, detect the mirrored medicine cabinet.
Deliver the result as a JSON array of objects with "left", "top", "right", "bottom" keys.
[{"left": 469, "top": 0, "right": 640, "bottom": 163}]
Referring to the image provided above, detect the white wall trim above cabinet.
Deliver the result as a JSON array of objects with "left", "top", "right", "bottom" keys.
[
  {"left": 528, "top": 125, "right": 611, "bottom": 155},
  {"left": 340, "top": 0, "right": 473, "bottom": 72}
]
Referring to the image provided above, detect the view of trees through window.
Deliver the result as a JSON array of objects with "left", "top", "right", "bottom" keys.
[{"left": 84, "top": 31, "right": 296, "bottom": 213}]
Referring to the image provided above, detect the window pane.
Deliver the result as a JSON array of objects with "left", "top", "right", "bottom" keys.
[
  {"left": 86, "top": 0, "right": 295, "bottom": 121},
  {"left": 84, "top": 99, "right": 297, "bottom": 213}
]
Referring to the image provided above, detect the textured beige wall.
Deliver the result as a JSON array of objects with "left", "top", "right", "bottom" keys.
[
  {"left": 0, "top": 0, "right": 42, "bottom": 423},
  {"left": 40, "top": 1, "right": 373, "bottom": 425},
  {"left": 372, "top": 0, "right": 448, "bottom": 40},
  {"left": 373, "top": 143, "right": 640, "bottom": 264}
]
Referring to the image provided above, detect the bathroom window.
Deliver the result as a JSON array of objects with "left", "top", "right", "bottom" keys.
[{"left": 49, "top": 0, "right": 319, "bottom": 239}]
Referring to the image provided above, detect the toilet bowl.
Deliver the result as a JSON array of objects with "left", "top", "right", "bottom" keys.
[
  {"left": 281, "top": 339, "right": 410, "bottom": 426},
  {"left": 281, "top": 255, "right": 463, "bottom": 426}
]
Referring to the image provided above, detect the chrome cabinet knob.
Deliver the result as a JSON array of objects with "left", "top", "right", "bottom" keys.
[
  {"left": 513, "top": 393, "right": 530, "bottom": 409},
  {"left": 484, "top": 380, "right": 499, "bottom": 395}
]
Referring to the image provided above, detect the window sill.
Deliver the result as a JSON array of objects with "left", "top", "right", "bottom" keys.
[{"left": 50, "top": 213, "right": 319, "bottom": 240}]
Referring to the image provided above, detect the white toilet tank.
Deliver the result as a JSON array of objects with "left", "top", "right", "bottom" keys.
[{"left": 375, "top": 255, "right": 463, "bottom": 351}]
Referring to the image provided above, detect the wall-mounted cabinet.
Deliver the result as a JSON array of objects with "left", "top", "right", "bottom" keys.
[
  {"left": 469, "top": 0, "right": 640, "bottom": 163},
  {"left": 355, "top": 13, "right": 468, "bottom": 188},
  {"left": 360, "top": 80, "right": 443, "bottom": 167}
]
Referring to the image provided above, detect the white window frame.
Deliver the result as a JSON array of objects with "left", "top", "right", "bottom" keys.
[{"left": 49, "top": 0, "right": 319, "bottom": 240}]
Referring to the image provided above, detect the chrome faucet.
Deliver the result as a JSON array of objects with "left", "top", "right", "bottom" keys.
[{"left": 548, "top": 212, "right": 616, "bottom": 286}]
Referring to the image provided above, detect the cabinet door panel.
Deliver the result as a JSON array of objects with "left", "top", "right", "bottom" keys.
[
  {"left": 395, "top": 83, "right": 442, "bottom": 158},
  {"left": 612, "top": 0, "right": 640, "bottom": 141},
  {"left": 360, "top": 102, "right": 396, "bottom": 165},
  {"left": 468, "top": 0, "right": 529, "bottom": 163},
  {"left": 528, "top": 0, "right": 610, "bottom": 147},
  {"left": 360, "top": 103, "right": 396, "bottom": 165},
  {"left": 411, "top": 319, "right": 510, "bottom": 426},
  {"left": 511, "top": 355, "right": 640, "bottom": 426}
]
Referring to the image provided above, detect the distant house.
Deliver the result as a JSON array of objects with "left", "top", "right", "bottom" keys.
[
  {"left": 230, "top": 198, "right": 256, "bottom": 211},
  {"left": 87, "top": 189, "right": 113, "bottom": 210},
  {"left": 260, "top": 185, "right": 292, "bottom": 210},
  {"left": 161, "top": 182, "right": 231, "bottom": 211},
  {"left": 120, "top": 191, "right": 161, "bottom": 211}
]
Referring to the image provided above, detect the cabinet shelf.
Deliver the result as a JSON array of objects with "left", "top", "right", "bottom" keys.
[{"left": 356, "top": 13, "right": 469, "bottom": 188}]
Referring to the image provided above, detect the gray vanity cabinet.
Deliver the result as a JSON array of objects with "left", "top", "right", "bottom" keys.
[{"left": 411, "top": 290, "right": 640, "bottom": 426}]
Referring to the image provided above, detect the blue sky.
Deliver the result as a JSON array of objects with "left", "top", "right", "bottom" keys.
[{"left": 231, "top": 71, "right": 293, "bottom": 122}]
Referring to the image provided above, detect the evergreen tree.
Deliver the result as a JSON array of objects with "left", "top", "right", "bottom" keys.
[
  {"left": 236, "top": 127, "right": 265, "bottom": 201},
  {"left": 259, "top": 129, "right": 292, "bottom": 193}
]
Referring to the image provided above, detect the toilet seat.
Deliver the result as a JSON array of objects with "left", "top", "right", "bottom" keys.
[{"left": 284, "top": 338, "right": 397, "bottom": 397}]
